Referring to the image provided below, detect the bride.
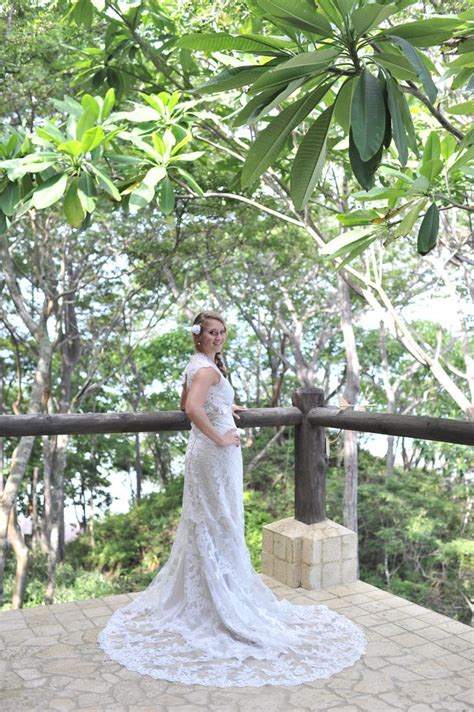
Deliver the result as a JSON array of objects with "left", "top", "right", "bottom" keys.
[{"left": 97, "top": 310, "right": 366, "bottom": 687}]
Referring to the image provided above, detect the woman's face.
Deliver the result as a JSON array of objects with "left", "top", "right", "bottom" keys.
[{"left": 199, "top": 318, "right": 226, "bottom": 354}]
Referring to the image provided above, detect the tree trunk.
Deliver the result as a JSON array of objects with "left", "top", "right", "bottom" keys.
[
  {"left": 379, "top": 320, "right": 397, "bottom": 477},
  {"left": 135, "top": 433, "right": 143, "bottom": 503},
  {"left": 7, "top": 505, "right": 29, "bottom": 609},
  {"left": 31, "top": 466, "right": 39, "bottom": 554},
  {"left": 339, "top": 276, "right": 360, "bottom": 537}
]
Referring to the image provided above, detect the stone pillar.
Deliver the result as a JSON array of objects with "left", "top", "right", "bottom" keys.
[{"left": 261, "top": 516, "right": 358, "bottom": 590}]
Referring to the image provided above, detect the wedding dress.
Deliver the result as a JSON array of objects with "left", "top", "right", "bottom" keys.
[{"left": 97, "top": 352, "right": 367, "bottom": 687}]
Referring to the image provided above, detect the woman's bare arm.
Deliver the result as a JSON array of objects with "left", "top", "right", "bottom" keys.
[{"left": 184, "top": 367, "right": 225, "bottom": 446}]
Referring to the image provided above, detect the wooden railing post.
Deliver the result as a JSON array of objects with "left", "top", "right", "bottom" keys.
[{"left": 292, "top": 387, "right": 327, "bottom": 524}]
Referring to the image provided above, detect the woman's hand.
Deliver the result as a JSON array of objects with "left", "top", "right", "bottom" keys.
[
  {"left": 232, "top": 404, "right": 247, "bottom": 420},
  {"left": 219, "top": 428, "right": 241, "bottom": 447}
]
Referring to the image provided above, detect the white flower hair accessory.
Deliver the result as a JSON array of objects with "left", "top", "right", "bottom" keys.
[{"left": 191, "top": 324, "right": 201, "bottom": 335}]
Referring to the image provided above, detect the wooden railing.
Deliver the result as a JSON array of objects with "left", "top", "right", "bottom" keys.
[{"left": 1, "top": 387, "right": 472, "bottom": 525}]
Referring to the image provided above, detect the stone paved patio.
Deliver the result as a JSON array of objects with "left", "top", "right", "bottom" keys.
[{"left": 1, "top": 576, "right": 473, "bottom": 712}]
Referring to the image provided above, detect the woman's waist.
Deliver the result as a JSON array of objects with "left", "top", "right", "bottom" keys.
[{"left": 191, "top": 414, "right": 235, "bottom": 435}]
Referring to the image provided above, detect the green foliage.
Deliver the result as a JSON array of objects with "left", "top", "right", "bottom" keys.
[{"left": 0, "top": 89, "right": 203, "bottom": 229}]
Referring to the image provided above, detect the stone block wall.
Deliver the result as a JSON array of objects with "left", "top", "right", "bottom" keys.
[{"left": 261, "top": 516, "right": 359, "bottom": 590}]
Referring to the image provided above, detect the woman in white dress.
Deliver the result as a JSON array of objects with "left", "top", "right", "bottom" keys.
[{"left": 97, "top": 310, "right": 366, "bottom": 687}]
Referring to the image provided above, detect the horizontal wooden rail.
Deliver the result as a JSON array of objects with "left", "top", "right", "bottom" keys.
[
  {"left": 0, "top": 407, "right": 303, "bottom": 438},
  {"left": 0, "top": 405, "right": 471, "bottom": 445},
  {"left": 308, "top": 407, "right": 474, "bottom": 446},
  {"left": 1, "top": 395, "right": 471, "bottom": 527}
]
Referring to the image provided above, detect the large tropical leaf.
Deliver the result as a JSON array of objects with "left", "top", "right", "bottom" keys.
[
  {"left": 349, "top": 129, "right": 383, "bottom": 190},
  {"left": 159, "top": 176, "right": 175, "bottom": 214},
  {"left": 371, "top": 51, "right": 418, "bottom": 82},
  {"left": 176, "top": 33, "right": 290, "bottom": 56},
  {"left": 249, "top": 48, "right": 339, "bottom": 94},
  {"left": 385, "top": 77, "right": 408, "bottom": 166},
  {"left": 256, "top": 0, "right": 334, "bottom": 37},
  {"left": 64, "top": 178, "right": 86, "bottom": 227},
  {"left": 351, "top": 69, "right": 386, "bottom": 161},
  {"left": 290, "top": 104, "right": 334, "bottom": 210},
  {"left": 31, "top": 173, "right": 68, "bottom": 209},
  {"left": 417, "top": 202, "right": 439, "bottom": 255},
  {"left": 351, "top": 3, "right": 397, "bottom": 36},
  {"left": 378, "top": 17, "right": 461, "bottom": 47},
  {"left": 387, "top": 35, "right": 437, "bottom": 102},
  {"left": 241, "top": 80, "right": 334, "bottom": 188},
  {"left": 333, "top": 77, "right": 356, "bottom": 133},
  {"left": 234, "top": 79, "right": 306, "bottom": 126},
  {"left": 196, "top": 66, "right": 271, "bottom": 94}
]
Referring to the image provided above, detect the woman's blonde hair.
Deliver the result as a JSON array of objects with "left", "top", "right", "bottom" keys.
[{"left": 192, "top": 310, "right": 227, "bottom": 377}]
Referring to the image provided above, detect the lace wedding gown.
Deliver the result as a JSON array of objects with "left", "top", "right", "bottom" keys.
[{"left": 97, "top": 352, "right": 367, "bottom": 687}]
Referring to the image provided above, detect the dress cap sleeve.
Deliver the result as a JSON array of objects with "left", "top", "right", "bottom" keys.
[{"left": 183, "top": 353, "right": 220, "bottom": 388}]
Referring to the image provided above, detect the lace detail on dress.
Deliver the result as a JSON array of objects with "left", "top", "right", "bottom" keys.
[{"left": 97, "top": 354, "right": 367, "bottom": 686}]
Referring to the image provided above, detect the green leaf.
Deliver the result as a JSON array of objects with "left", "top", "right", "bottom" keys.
[
  {"left": 81, "top": 94, "right": 100, "bottom": 121},
  {"left": 36, "top": 122, "right": 66, "bottom": 146},
  {"left": 393, "top": 198, "right": 427, "bottom": 237},
  {"left": 159, "top": 176, "right": 175, "bottom": 214},
  {"left": 175, "top": 167, "right": 204, "bottom": 196},
  {"left": 0, "top": 181, "right": 20, "bottom": 216},
  {"left": 32, "top": 173, "right": 68, "bottom": 209},
  {"left": 51, "top": 95, "right": 83, "bottom": 118},
  {"left": 129, "top": 180, "right": 155, "bottom": 211},
  {"left": 89, "top": 165, "right": 121, "bottom": 201},
  {"left": 81, "top": 127, "right": 105, "bottom": 153},
  {"left": 290, "top": 104, "right": 333, "bottom": 210},
  {"left": 320, "top": 226, "right": 373, "bottom": 255},
  {"left": 256, "top": 0, "right": 334, "bottom": 36},
  {"left": 351, "top": 69, "right": 386, "bottom": 161},
  {"left": 419, "top": 157, "right": 443, "bottom": 183},
  {"left": 387, "top": 35, "right": 437, "bottom": 102},
  {"left": 448, "top": 51, "right": 474, "bottom": 69},
  {"left": 101, "top": 88, "right": 115, "bottom": 120},
  {"left": 451, "top": 67, "right": 474, "bottom": 91},
  {"left": 409, "top": 175, "right": 430, "bottom": 192},
  {"left": 378, "top": 18, "right": 461, "bottom": 47},
  {"left": 196, "top": 65, "right": 269, "bottom": 94},
  {"left": 249, "top": 48, "right": 339, "bottom": 93},
  {"left": 351, "top": 3, "right": 397, "bottom": 36},
  {"left": 417, "top": 203, "right": 439, "bottom": 255},
  {"left": 168, "top": 151, "right": 204, "bottom": 162},
  {"left": 64, "top": 178, "right": 86, "bottom": 227},
  {"left": 422, "top": 131, "right": 440, "bottom": 164},
  {"left": 176, "top": 32, "right": 288, "bottom": 56},
  {"left": 349, "top": 130, "right": 383, "bottom": 190},
  {"left": 371, "top": 52, "right": 418, "bottom": 82},
  {"left": 57, "top": 140, "right": 83, "bottom": 158},
  {"left": 441, "top": 134, "right": 457, "bottom": 161},
  {"left": 333, "top": 77, "right": 356, "bottom": 134},
  {"left": 76, "top": 107, "right": 97, "bottom": 140},
  {"left": 234, "top": 79, "right": 306, "bottom": 126},
  {"left": 77, "top": 172, "right": 97, "bottom": 213},
  {"left": 385, "top": 77, "right": 408, "bottom": 166},
  {"left": 448, "top": 146, "right": 474, "bottom": 175},
  {"left": 352, "top": 185, "right": 405, "bottom": 201},
  {"left": 318, "top": 0, "right": 343, "bottom": 26},
  {"left": 335, "top": 234, "right": 377, "bottom": 269},
  {"left": 241, "top": 80, "right": 333, "bottom": 188},
  {"left": 143, "top": 166, "right": 166, "bottom": 187},
  {"left": 445, "top": 100, "right": 474, "bottom": 115},
  {"left": 337, "top": 208, "right": 380, "bottom": 226},
  {"left": 397, "top": 84, "right": 417, "bottom": 154}
]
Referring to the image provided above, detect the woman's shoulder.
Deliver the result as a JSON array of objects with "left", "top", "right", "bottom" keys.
[{"left": 185, "top": 353, "right": 221, "bottom": 377}]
